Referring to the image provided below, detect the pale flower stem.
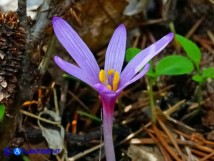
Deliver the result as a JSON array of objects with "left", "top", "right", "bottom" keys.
[{"left": 103, "top": 109, "right": 116, "bottom": 161}]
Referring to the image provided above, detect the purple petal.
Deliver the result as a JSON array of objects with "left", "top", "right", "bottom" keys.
[
  {"left": 120, "top": 33, "right": 174, "bottom": 86},
  {"left": 117, "top": 63, "right": 150, "bottom": 94},
  {"left": 94, "top": 83, "right": 117, "bottom": 97},
  {"left": 52, "top": 17, "right": 100, "bottom": 79},
  {"left": 54, "top": 56, "right": 98, "bottom": 87},
  {"left": 104, "top": 24, "right": 126, "bottom": 73}
]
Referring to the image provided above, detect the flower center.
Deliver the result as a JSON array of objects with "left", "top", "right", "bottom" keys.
[{"left": 99, "top": 69, "right": 120, "bottom": 92}]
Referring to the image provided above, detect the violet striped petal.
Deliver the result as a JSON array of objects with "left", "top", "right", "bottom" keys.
[
  {"left": 52, "top": 17, "right": 100, "bottom": 79},
  {"left": 54, "top": 56, "right": 98, "bottom": 87},
  {"left": 104, "top": 24, "right": 126, "bottom": 73},
  {"left": 94, "top": 83, "right": 117, "bottom": 97},
  {"left": 120, "top": 33, "right": 174, "bottom": 86},
  {"left": 117, "top": 64, "right": 150, "bottom": 94}
]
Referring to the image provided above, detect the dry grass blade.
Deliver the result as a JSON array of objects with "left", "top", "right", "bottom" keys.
[
  {"left": 20, "top": 109, "right": 61, "bottom": 125},
  {"left": 145, "top": 126, "right": 173, "bottom": 161},
  {"left": 68, "top": 143, "right": 104, "bottom": 161},
  {"left": 119, "top": 122, "right": 151, "bottom": 145},
  {"left": 185, "top": 17, "right": 204, "bottom": 38},
  {"left": 199, "top": 150, "right": 214, "bottom": 161},
  {"left": 163, "top": 99, "right": 186, "bottom": 116},
  {"left": 207, "top": 30, "right": 214, "bottom": 44},
  {"left": 158, "top": 119, "right": 185, "bottom": 160},
  {"left": 174, "top": 129, "right": 214, "bottom": 159},
  {"left": 153, "top": 124, "right": 182, "bottom": 161},
  {"left": 68, "top": 91, "right": 91, "bottom": 112}
]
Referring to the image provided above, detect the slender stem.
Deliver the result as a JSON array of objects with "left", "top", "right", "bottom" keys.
[
  {"left": 169, "top": 21, "right": 176, "bottom": 34},
  {"left": 196, "top": 82, "right": 202, "bottom": 109},
  {"left": 169, "top": 21, "right": 180, "bottom": 54},
  {"left": 195, "top": 66, "right": 202, "bottom": 109},
  {"left": 103, "top": 108, "right": 116, "bottom": 161},
  {"left": 148, "top": 77, "right": 156, "bottom": 123}
]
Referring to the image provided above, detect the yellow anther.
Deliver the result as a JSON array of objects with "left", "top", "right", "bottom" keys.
[
  {"left": 107, "top": 69, "right": 114, "bottom": 75},
  {"left": 99, "top": 69, "right": 107, "bottom": 83},
  {"left": 99, "top": 69, "right": 120, "bottom": 92},
  {"left": 106, "top": 85, "right": 112, "bottom": 90},
  {"left": 112, "top": 71, "right": 120, "bottom": 92}
]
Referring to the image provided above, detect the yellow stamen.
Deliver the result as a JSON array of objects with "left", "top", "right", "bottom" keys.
[
  {"left": 106, "top": 85, "right": 112, "bottom": 90},
  {"left": 107, "top": 69, "right": 114, "bottom": 75},
  {"left": 99, "top": 69, "right": 107, "bottom": 83},
  {"left": 112, "top": 71, "right": 120, "bottom": 92},
  {"left": 99, "top": 69, "right": 120, "bottom": 92}
]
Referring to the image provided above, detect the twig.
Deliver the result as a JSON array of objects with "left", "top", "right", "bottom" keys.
[
  {"left": 185, "top": 17, "right": 204, "bottom": 39},
  {"left": 68, "top": 143, "right": 104, "bottom": 161},
  {"left": 119, "top": 122, "right": 151, "bottom": 145},
  {"left": 53, "top": 84, "right": 59, "bottom": 115},
  {"left": 20, "top": 109, "right": 61, "bottom": 125},
  {"left": 207, "top": 30, "right": 214, "bottom": 44}
]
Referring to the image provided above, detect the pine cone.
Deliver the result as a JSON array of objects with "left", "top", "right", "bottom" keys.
[{"left": 0, "top": 11, "right": 25, "bottom": 104}]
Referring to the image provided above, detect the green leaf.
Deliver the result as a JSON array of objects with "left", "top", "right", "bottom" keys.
[
  {"left": 156, "top": 55, "right": 194, "bottom": 76},
  {"left": 175, "top": 34, "right": 201, "bottom": 68},
  {"left": 22, "top": 155, "right": 31, "bottom": 161},
  {"left": 146, "top": 68, "right": 156, "bottom": 77},
  {"left": 63, "top": 73, "right": 77, "bottom": 80},
  {"left": 77, "top": 111, "right": 101, "bottom": 123},
  {"left": 0, "top": 104, "right": 5, "bottom": 122},
  {"left": 125, "top": 48, "right": 141, "bottom": 62},
  {"left": 192, "top": 74, "right": 203, "bottom": 83},
  {"left": 202, "top": 67, "right": 214, "bottom": 79}
]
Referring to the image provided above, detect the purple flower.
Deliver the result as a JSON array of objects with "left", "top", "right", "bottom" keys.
[{"left": 52, "top": 17, "right": 173, "bottom": 161}]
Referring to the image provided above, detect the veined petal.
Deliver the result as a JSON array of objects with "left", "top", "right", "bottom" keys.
[
  {"left": 94, "top": 83, "right": 117, "bottom": 97},
  {"left": 104, "top": 24, "right": 126, "bottom": 73},
  {"left": 54, "top": 56, "right": 98, "bottom": 87},
  {"left": 117, "top": 63, "right": 150, "bottom": 94},
  {"left": 120, "top": 33, "right": 173, "bottom": 86},
  {"left": 52, "top": 17, "right": 100, "bottom": 79}
]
